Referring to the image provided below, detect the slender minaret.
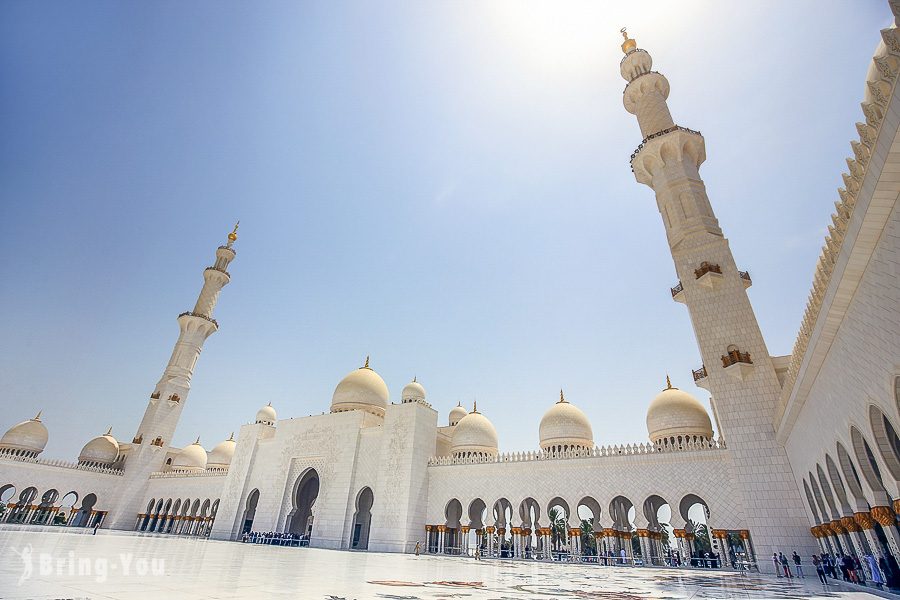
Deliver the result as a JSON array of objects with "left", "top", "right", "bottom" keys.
[
  {"left": 618, "top": 31, "right": 815, "bottom": 566},
  {"left": 106, "top": 224, "right": 238, "bottom": 529},
  {"left": 132, "top": 222, "right": 238, "bottom": 448}
]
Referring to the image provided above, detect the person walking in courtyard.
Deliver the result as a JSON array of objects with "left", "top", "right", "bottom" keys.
[
  {"left": 414, "top": 541, "right": 421, "bottom": 556},
  {"left": 792, "top": 551, "right": 803, "bottom": 578},
  {"left": 866, "top": 553, "right": 884, "bottom": 589},
  {"left": 773, "top": 553, "right": 782, "bottom": 577},
  {"left": 779, "top": 552, "right": 792, "bottom": 578},
  {"left": 813, "top": 555, "right": 827, "bottom": 584}
]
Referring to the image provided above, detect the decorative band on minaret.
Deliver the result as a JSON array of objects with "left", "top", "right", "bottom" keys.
[{"left": 132, "top": 223, "right": 239, "bottom": 448}]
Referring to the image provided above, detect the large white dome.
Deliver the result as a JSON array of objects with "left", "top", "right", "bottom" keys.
[
  {"left": 172, "top": 439, "right": 208, "bottom": 472},
  {"left": 449, "top": 402, "right": 468, "bottom": 426},
  {"left": 539, "top": 391, "right": 593, "bottom": 452},
  {"left": 255, "top": 403, "right": 276, "bottom": 426},
  {"left": 0, "top": 411, "right": 48, "bottom": 457},
  {"left": 401, "top": 378, "right": 426, "bottom": 404},
  {"left": 78, "top": 428, "right": 119, "bottom": 465},
  {"left": 451, "top": 404, "right": 499, "bottom": 458},
  {"left": 330, "top": 357, "right": 389, "bottom": 417},
  {"left": 207, "top": 433, "right": 236, "bottom": 468},
  {"left": 646, "top": 378, "right": 713, "bottom": 446}
]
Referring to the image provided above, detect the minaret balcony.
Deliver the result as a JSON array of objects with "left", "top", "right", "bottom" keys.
[
  {"left": 204, "top": 266, "right": 231, "bottom": 283},
  {"left": 739, "top": 270, "right": 752, "bottom": 289},
  {"left": 692, "top": 365, "right": 709, "bottom": 390},
  {"left": 670, "top": 281, "right": 685, "bottom": 303},
  {"left": 694, "top": 262, "right": 723, "bottom": 289},
  {"left": 177, "top": 311, "right": 219, "bottom": 330},
  {"left": 721, "top": 349, "right": 754, "bottom": 381}
]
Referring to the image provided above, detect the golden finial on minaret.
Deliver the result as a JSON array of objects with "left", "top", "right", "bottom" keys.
[
  {"left": 228, "top": 221, "right": 239, "bottom": 243},
  {"left": 559, "top": 389, "right": 567, "bottom": 403},
  {"left": 362, "top": 355, "right": 370, "bottom": 369},
  {"left": 472, "top": 399, "right": 478, "bottom": 413},
  {"left": 621, "top": 27, "right": 637, "bottom": 54}
]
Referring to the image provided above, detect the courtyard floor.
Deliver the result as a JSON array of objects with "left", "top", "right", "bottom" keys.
[{"left": 0, "top": 527, "right": 891, "bottom": 599}]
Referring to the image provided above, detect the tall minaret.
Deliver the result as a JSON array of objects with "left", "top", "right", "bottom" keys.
[
  {"left": 106, "top": 224, "right": 238, "bottom": 529},
  {"left": 619, "top": 31, "right": 815, "bottom": 566},
  {"left": 132, "top": 223, "right": 239, "bottom": 448}
]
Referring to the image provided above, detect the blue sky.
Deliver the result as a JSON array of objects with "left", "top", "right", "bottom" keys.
[{"left": 0, "top": 1, "right": 889, "bottom": 459}]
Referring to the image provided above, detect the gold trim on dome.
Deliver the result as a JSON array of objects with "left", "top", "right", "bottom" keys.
[{"left": 620, "top": 28, "right": 637, "bottom": 54}]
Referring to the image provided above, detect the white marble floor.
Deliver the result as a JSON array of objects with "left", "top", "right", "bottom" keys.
[{"left": 0, "top": 528, "right": 888, "bottom": 599}]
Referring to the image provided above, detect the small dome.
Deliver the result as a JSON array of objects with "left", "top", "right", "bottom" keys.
[
  {"left": 646, "top": 378, "right": 714, "bottom": 446},
  {"left": 539, "top": 391, "right": 593, "bottom": 452},
  {"left": 449, "top": 402, "right": 468, "bottom": 426},
  {"left": 207, "top": 433, "right": 236, "bottom": 468},
  {"left": 255, "top": 402, "right": 276, "bottom": 426},
  {"left": 451, "top": 403, "right": 498, "bottom": 458},
  {"left": 330, "top": 357, "right": 388, "bottom": 417},
  {"left": 401, "top": 378, "right": 426, "bottom": 404},
  {"left": 0, "top": 411, "right": 49, "bottom": 457},
  {"left": 78, "top": 427, "right": 119, "bottom": 464},
  {"left": 172, "top": 438, "right": 208, "bottom": 472}
]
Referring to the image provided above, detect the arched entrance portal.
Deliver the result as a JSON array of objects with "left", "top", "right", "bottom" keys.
[
  {"left": 287, "top": 469, "right": 319, "bottom": 540},
  {"left": 242, "top": 489, "right": 259, "bottom": 534},
  {"left": 351, "top": 487, "right": 374, "bottom": 550}
]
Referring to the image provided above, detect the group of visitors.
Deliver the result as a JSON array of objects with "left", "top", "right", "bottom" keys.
[
  {"left": 772, "top": 552, "right": 805, "bottom": 578},
  {"left": 776, "top": 549, "right": 900, "bottom": 592},
  {"left": 240, "top": 530, "right": 308, "bottom": 547}
]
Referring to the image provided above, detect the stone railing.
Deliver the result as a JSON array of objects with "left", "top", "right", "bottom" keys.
[
  {"left": 630, "top": 125, "right": 702, "bottom": 168},
  {"left": 149, "top": 469, "right": 228, "bottom": 479},
  {"left": 781, "top": 24, "right": 900, "bottom": 405},
  {"left": 692, "top": 365, "right": 708, "bottom": 381},
  {"left": 0, "top": 453, "right": 123, "bottom": 476},
  {"left": 739, "top": 270, "right": 752, "bottom": 283},
  {"left": 217, "top": 245, "right": 236, "bottom": 254},
  {"left": 177, "top": 311, "right": 218, "bottom": 327},
  {"left": 428, "top": 439, "right": 726, "bottom": 466}
]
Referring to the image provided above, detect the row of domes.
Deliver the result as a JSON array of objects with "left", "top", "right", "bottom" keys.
[
  {"left": 448, "top": 379, "right": 713, "bottom": 456},
  {"left": 1, "top": 365, "right": 713, "bottom": 466},
  {"left": 0, "top": 410, "right": 238, "bottom": 472}
]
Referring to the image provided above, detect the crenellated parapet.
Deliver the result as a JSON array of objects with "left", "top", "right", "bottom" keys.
[
  {"left": 780, "top": 21, "right": 900, "bottom": 408},
  {"left": 427, "top": 438, "right": 725, "bottom": 466}
]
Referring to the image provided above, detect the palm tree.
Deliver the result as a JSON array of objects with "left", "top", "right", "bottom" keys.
[
  {"left": 548, "top": 507, "right": 566, "bottom": 553},
  {"left": 580, "top": 517, "right": 596, "bottom": 554},
  {"left": 658, "top": 523, "right": 671, "bottom": 548}
]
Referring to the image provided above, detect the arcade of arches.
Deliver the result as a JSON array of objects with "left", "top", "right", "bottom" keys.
[
  {"left": 424, "top": 493, "right": 753, "bottom": 567},
  {"left": 800, "top": 396, "right": 900, "bottom": 569},
  {"left": 0, "top": 484, "right": 104, "bottom": 528},
  {"left": 134, "top": 496, "right": 221, "bottom": 537}
]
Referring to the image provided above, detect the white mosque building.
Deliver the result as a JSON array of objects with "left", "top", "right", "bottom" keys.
[{"left": 2, "top": 3, "right": 900, "bottom": 576}]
